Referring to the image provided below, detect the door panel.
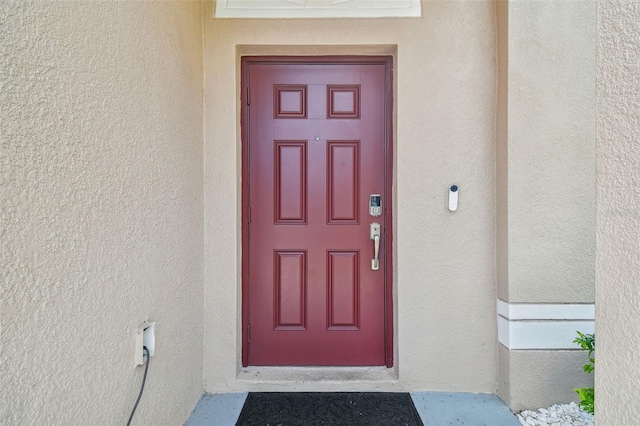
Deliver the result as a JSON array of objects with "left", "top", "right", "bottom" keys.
[
  {"left": 274, "top": 141, "right": 307, "bottom": 223},
  {"left": 327, "top": 250, "right": 360, "bottom": 330},
  {"left": 274, "top": 250, "right": 307, "bottom": 330},
  {"left": 327, "top": 141, "right": 359, "bottom": 223},
  {"left": 244, "top": 59, "right": 391, "bottom": 366}
]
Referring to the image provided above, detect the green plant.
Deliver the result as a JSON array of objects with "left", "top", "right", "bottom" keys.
[
  {"left": 573, "top": 331, "right": 595, "bottom": 413},
  {"left": 575, "top": 386, "right": 594, "bottom": 414}
]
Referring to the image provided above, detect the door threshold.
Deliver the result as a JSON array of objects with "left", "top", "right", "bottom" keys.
[{"left": 237, "top": 366, "right": 399, "bottom": 391}]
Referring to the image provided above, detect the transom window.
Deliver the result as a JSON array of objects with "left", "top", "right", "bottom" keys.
[{"left": 215, "top": 0, "right": 422, "bottom": 19}]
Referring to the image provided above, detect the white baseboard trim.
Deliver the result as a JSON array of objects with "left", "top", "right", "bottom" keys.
[{"left": 497, "top": 299, "right": 595, "bottom": 350}]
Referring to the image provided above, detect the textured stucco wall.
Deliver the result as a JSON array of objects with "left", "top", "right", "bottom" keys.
[
  {"left": 496, "top": 0, "right": 509, "bottom": 302},
  {"left": 596, "top": 0, "right": 640, "bottom": 423},
  {"left": 496, "top": 0, "right": 596, "bottom": 409},
  {"left": 204, "top": 1, "right": 497, "bottom": 393},
  {"left": 1, "top": 2, "right": 204, "bottom": 424},
  {"left": 506, "top": 0, "right": 596, "bottom": 303},
  {"left": 503, "top": 347, "right": 593, "bottom": 412}
]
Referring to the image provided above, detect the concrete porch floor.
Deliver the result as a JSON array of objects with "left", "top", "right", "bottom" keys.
[{"left": 185, "top": 392, "right": 520, "bottom": 425}]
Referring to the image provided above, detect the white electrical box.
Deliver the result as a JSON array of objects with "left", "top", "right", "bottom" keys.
[{"left": 134, "top": 322, "right": 155, "bottom": 365}]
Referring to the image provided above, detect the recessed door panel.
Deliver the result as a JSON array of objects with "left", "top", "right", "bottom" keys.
[
  {"left": 274, "top": 141, "right": 307, "bottom": 224},
  {"left": 274, "top": 251, "right": 307, "bottom": 330},
  {"left": 274, "top": 85, "right": 307, "bottom": 118},
  {"left": 243, "top": 58, "right": 392, "bottom": 366},
  {"left": 327, "top": 85, "right": 361, "bottom": 119},
  {"left": 327, "top": 250, "right": 360, "bottom": 330},
  {"left": 327, "top": 141, "right": 360, "bottom": 224}
]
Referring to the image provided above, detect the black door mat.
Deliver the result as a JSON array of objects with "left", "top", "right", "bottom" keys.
[{"left": 235, "top": 392, "right": 424, "bottom": 426}]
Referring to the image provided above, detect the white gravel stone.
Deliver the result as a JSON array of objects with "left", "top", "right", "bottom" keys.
[{"left": 517, "top": 403, "right": 594, "bottom": 426}]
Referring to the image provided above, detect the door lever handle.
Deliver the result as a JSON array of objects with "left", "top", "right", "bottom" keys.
[{"left": 370, "top": 222, "right": 381, "bottom": 271}]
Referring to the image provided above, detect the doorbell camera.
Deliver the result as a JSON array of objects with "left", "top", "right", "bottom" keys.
[{"left": 448, "top": 185, "right": 459, "bottom": 212}]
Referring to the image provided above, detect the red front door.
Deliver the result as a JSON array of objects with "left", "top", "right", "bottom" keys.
[{"left": 242, "top": 57, "right": 393, "bottom": 366}]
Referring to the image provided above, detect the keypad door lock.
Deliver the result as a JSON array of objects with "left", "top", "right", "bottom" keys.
[{"left": 369, "top": 194, "right": 382, "bottom": 217}]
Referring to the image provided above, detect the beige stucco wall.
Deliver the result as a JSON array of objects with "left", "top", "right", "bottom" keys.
[
  {"left": 204, "top": 1, "right": 498, "bottom": 392},
  {"left": 1, "top": 2, "right": 204, "bottom": 424},
  {"left": 596, "top": 0, "right": 640, "bottom": 423},
  {"left": 499, "top": 346, "right": 593, "bottom": 412},
  {"left": 496, "top": 0, "right": 596, "bottom": 410},
  {"left": 496, "top": 0, "right": 509, "bottom": 301},
  {"left": 502, "top": 0, "right": 596, "bottom": 304}
]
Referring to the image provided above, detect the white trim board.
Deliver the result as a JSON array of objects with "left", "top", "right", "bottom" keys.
[
  {"left": 497, "top": 299, "right": 594, "bottom": 320},
  {"left": 497, "top": 299, "right": 595, "bottom": 350},
  {"left": 215, "top": 0, "right": 422, "bottom": 19}
]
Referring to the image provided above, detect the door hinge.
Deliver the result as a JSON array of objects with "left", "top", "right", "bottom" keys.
[
  {"left": 246, "top": 87, "right": 250, "bottom": 105},
  {"left": 248, "top": 206, "right": 251, "bottom": 224},
  {"left": 247, "top": 324, "right": 251, "bottom": 342}
]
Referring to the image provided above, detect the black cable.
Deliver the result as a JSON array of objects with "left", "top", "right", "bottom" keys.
[{"left": 127, "top": 346, "right": 150, "bottom": 426}]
